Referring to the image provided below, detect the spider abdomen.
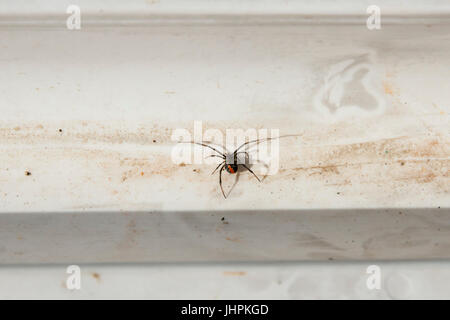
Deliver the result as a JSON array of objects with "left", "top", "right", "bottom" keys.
[{"left": 225, "top": 163, "right": 238, "bottom": 174}]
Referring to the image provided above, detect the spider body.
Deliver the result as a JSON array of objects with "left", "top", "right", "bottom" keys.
[
  {"left": 185, "top": 140, "right": 266, "bottom": 198},
  {"left": 225, "top": 163, "right": 238, "bottom": 174},
  {"left": 225, "top": 153, "right": 239, "bottom": 174},
  {"left": 182, "top": 134, "right": 299, "bottom": 198}
]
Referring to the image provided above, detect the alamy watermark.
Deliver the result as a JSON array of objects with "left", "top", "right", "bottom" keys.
[
  {"left": 366, "top": 5, "right": 381, "bottom": 30},
  {"left": 366, "top": 265, "right": 381, "bottom": 290},
  {"left": 171, "top": 121, "right": 281, "bottom": 175},
  {"left": 66, "top": 5, "right": 81, "bottom": 30},
  {"left": 66, "top": 265, "right": 81, "bottom": 290}
]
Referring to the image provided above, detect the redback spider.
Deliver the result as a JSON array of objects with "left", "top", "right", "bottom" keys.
[{"left": 183, "top": 138, "right": 278, "bottom": 198}]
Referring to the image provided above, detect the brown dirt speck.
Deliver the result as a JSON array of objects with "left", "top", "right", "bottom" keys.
[
  {"left": 91, "top": 272, "right": 101, "bottom": 282},
  {"left": 383, "top": 81, "right": 395, "bottom": 95},
  {"left": 25, "top": 171, "right": 31, "bottom": 176}
]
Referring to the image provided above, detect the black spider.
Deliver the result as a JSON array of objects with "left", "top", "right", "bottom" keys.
[{"left": 184, "top": 139, "right": 273, "bottom": 198}]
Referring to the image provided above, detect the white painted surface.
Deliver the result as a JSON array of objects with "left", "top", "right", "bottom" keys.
[
  {"left": 0, "top": 0, "right": 449, "bottom": 269},
  {"left": 1, "top": 0, "right": 450, "bottom": 17},
  {"left": 0, "top": 24, "right": 448, "bottom": 212},
  {"left": 1, "top": 261, "right": 450, "bottom": 299}
]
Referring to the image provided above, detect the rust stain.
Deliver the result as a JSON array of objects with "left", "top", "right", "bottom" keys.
[
  {"left": 325, "top": 179, "right": 352, "bottom": 186},
  {"left": 306, "top": 165, "right": 340, "bottom": 176},
  {"left": 383, "top": 81, "right": 395, "bottom": 95},
  {"left": 118, "top": 156, "right": 180, "bottom": 181},
  {"left": 225, "top": 236, "right": 240, "bottom": 242},
  {"left": 91, "top": 272, "right": 101, "bottom": 283},
  {"left": 276, "top": 136, "right": 449, "bottom": 190},
  {"left": 1, "top": 121, "right": 448, "bottom": 200}
]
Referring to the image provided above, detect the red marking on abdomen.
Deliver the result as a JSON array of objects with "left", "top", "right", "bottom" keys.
[{"left": 227, "top": 165, "right": 235, "bottom": 174}]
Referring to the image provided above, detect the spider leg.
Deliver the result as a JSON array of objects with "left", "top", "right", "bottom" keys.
[
  {"left": 219, "top": 164, "right": 227, "bottom": 198},
  {"left": 234, "top": 137, "right": 272, "bottom": 153},
  {"left": 182, "top": 141, "right": 226, "bottom": 157},
  {"left": 211, "top": 161, "right": 225, "bottom": 175},
  {"left": 242, "top": 164, "right": 261, "bottom": 182},
  {"left": 234, "top": 134, "right": 299, "bottom": 154},
  {"left": 205, "top": 154, "right": 226, "bottom": 160}
]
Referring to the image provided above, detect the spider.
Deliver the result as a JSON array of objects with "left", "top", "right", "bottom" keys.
[{"left": 184, "top": 138, "right": 275, "bottom": 198}]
